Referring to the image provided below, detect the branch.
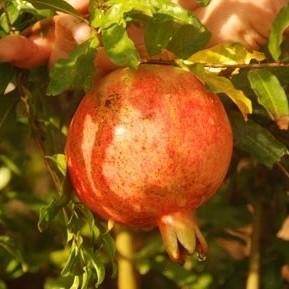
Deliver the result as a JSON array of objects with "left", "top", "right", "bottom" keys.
[
  {"left": 16, "top": 76, "right": 68, "bottom": 219},
  {"left": 116, "top": 230, "right": 139, "bottom": 289},
  {"left": 246, "top": 202, "right": 262, "bottom": 289},
  {"left": 143, "top": 59, "right": 289, "bottom": 69},
  {"left": 277, "top": 163, "right": 289, "bottom": 180},
  {"left": 203, "top": 62, "right": 289, "bottom": 69}
]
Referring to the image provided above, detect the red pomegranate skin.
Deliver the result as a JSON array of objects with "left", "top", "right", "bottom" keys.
[{"left": 66, "top": 64, "right": 233, "bottom": 229}]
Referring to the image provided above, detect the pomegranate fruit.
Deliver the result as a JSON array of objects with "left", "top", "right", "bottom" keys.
[{"left": 65, "top": 64, "right": 233, "bottom": 260}]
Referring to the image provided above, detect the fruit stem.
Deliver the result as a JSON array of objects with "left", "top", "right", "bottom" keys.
[
  {"left": 116, "top": 229, "right": 139, "bottom": 289},
  {"left": 246, "top": 202, "right": 262, "bottom": 289}
]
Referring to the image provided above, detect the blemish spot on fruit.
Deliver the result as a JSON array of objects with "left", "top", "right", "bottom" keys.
[{"left": 103, "top": 93, "right": 121, "bottom": 108}]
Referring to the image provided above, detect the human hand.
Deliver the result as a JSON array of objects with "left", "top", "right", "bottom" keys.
[
  {"left": 0, "top": 0, "right": 288, "bottom": 70},
  {"left": 0, "top": 0, "right": 91, "bottom": 68},
  {"left": 193, "top": 0, "right": 288, "bottom": 49}
]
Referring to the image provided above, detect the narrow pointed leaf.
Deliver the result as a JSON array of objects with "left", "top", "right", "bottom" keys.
[
  {"left": 70, "top": 276, "right": 80, "bottom": 289},
  {"left": 88, "top": 252, "right": 105, "bottom": 287},
  {"left": 230, "top": 113, "right": 289, "bottom": 167},
  {"left": 248, "top": 69, "right": 289, "bottom": 130},
  {"left": 0, "top": 235, "right": 27, "bottom": 271},
  {"left": 189, "top": 43, "right": 265, "bottom": 65},
  {"left": 45, "top": 154, "right": 67, "bottom": 176},
  {"left": 61, "top": 247, "right": 79, "bottom": 276},
  {"left": 268, "top": 4, "right": 289, "bottom": 60},
  {"left": 38, "top": 176, "right": 71, "bottom": 232}
]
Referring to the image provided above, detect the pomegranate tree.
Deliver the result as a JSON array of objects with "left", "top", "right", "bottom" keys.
[{"left": 65, "top": 64, "right": 233, "bottom": 260}]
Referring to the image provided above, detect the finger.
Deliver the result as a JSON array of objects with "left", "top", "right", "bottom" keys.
[
  {"left": 0, "top": 34, "right": 52, "bottom": 68},
  {"left": 240, "top": 29, "right": 267, "bottom": 50},
  {"left": 71, "top": 22, "right": 91, "bottom": 44},
  {"left": 248, "top": 5, "right": 279, "bottom": 38},
  {"left": 49, "top": 15, "right": 91, "bottom": 66}
]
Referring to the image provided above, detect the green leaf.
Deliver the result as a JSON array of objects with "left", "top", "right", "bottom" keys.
[
  {"left": 48, "top": 37, "right": 99, "bottom": 96},
  {"left": 199, "top": 190, "right": 252, "bottom": 229},
  {"left": 87, "top": 252, "right": 105, "bottom": 288},
  {"left": 100, "top": 3, "right": 129, "bottom": 29},
  {"left": 248, "top": 69, "right": 289, "bottom": 130},
  {"left": 167, "top": 24, "right": 210, "bottom": 58},
  {"left": 80, "top": 269, "right": 91, "bottom": 289},
  {"left": 0, "top": 1, "right": 20, "bottom": 32},
  {"left": 38, "top": 177, "right": 71, "bottom": 232},
  {"left": 158, "top": 3, "right": 201, "bottom": 24},
  {"left": 191, "top": 64, "right": 252, "bottom": 118},
  {"left": 0, "top": 280, "right": 7, "bottom": 289},
  {"left": 74, "top": 204, "right": 100, "bottom": 240},
  {"left": 70, "top": 275, "right": 80, "bottom": 289},
  {"left": 69, "top": 276, "right": 81, "bottom": 289},
  {"left": 189, "top": 43, "right": 265, "bottom": 65},
  {"left": 61, "top": 247, "right": 79, "bottom": 276},
  {"left": 25, "top": 0, "right": 82, "bottom": 19},
  {"left": 0, "top": 235, "right": 28, "bottom": 272},
  {"left": 268, "top": 4, "right": 289, "bottom": 60},
  {"left": 89, "top": 1, "right": 104, "bottom": 28},
  {"left": 102, "top": 24, "right": 140, "bottom": 69},
  {"left": 230, "top": 113, "right": 289, "bottom": 167},
  {"left": 102, "top": 232, "right": 117, "bottom": 276},
  {"left": 95, "top": 0, "right": 152, "bottom": 34},
  {"left": 144, "top": 13, "right": 174, "bottom": 55},
  {"left": 0, "top": 155, "right": 21, "bottom": 175},
  {"left": 46, "top": 154, "right": 67, "bottom": 176},
  {"left": 0, "top": 167, "right": 11, "bottom": 190},
  {"left": 0, "top": 64, "right": 15, "bottom": 95}
]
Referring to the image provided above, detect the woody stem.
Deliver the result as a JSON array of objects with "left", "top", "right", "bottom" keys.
[
  {"left": 116, "top": 230, "right": 139, "bottom": 289},
  {"left": 246, "top": 202, "right": 262, "bottom": 289}
]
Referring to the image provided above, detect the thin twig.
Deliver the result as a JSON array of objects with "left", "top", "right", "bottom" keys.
[
  {"left": 16, "top": 76, "right": 68, "bottom": 224},
  {"left": 246, "top": 202, "right": 262, "bottom": 289},
  {"left": 0, "top": 97, "right": 18, "bottom": 129},
  {"left": 142, "top": 59, "right": 176, "bottom": 66},
  {"left": 202, "top": 62, "right": 289, "bottom": 69},
  {"left": 277, "top": 163, "right": 289, "bottom": 180},
  {"left": 17, "top": 84, "right": 61, "bottom": 189},
  {"left": 144, "top": 59, "right": 289, "bottom": 69}
]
